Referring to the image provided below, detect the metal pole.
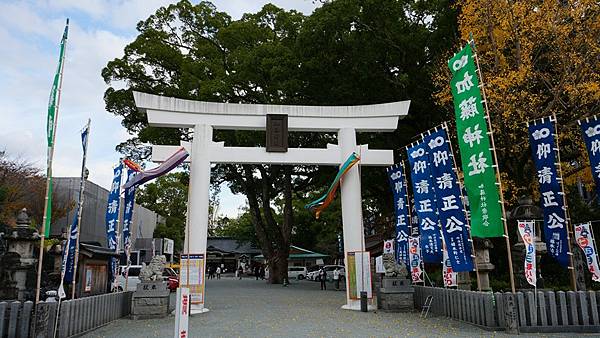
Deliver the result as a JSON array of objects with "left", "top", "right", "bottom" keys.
[
  {"left": 470, "top": 39, "right": 516, "bottom": 293},
  {"left": 71, "top": 119, "right": 90, "bottom": 299},
  {"left": 551, "top": 113, "right": 578, "bottom": 291},
  {"left": 443, "top": 122, "right": 482, "bottom": 291},
  {"left": 36, "top": 22, "right": 68, "bottom": 304}
]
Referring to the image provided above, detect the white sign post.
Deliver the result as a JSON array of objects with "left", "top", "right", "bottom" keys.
[{"left": 174, "top": 287, "right": 190, "bottom": 338}]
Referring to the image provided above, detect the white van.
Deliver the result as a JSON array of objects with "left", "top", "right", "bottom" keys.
[{"left": 288, "top": 266, "right": 307, "bottom": 280}]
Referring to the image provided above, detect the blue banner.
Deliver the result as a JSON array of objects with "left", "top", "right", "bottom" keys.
[
  {"left": 579, "top": 117, "right": 600, "bottom": 201},
  {"left": 63, "top": 208, "right": 78, "bottom": 283},
  {"left": 424, "top": 129, "right": 474, "bottom": 272},
  {"left": 528, "top": 118, "right": 569, "bottom": 267},
  {"left": 407, "top": 141, "right": 443, "bottom": 263},
  {"left": 62, "top": 123, "right": 90, "bottom": 284},
  {"left": 387, "top": 163, "right": 410, "bottom": 265},
  {"left": 106, "top": 163, "right": 123, "bottom": 283},
  {"left": 123, "top": 170, "right": 136, "bottom": 263}
]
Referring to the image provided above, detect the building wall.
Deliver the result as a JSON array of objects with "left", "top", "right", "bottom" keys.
[{"left": 52, "top": 177, "right": 159, "bottom": 248}]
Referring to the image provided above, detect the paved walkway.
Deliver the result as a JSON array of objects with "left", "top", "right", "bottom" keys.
[{"left": 86, "top": 278, "right": 573, "bottom": 338}]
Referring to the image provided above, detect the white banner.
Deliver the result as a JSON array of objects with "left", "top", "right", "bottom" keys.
[
  {"left": 174, "top": 287, "right": 189, "bottom": 338},
  {"left": 409, "top": 237, "right": 423, "bottom": 283},
  {"left": 574, "top": 222, "right": 600, "bottom": 282},
  {"left": 383, "top": 239, "right": 394, "bottom": 255},
  {"left": 375, "top": 255, "right": 385, "bottom": 273},
  {"left": 442, "top": 245, "right": 457, "bottom": 287},
  {"left": 517, "top": 220, "right": 536, "bottom": 287}
]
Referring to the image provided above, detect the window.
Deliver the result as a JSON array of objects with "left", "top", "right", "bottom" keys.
[{"left": 128, "top": 267, "right": 141, "bottom": 277}]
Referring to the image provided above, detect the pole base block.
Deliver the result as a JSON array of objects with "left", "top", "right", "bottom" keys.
[
  {"left": 190, "top": 304, "right": 209, "bottom": 315},
  {"left": 341, "top": 303, "right": 376, "bottom": 311}
]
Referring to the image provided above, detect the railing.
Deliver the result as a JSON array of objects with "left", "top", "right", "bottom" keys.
[
  {"left": 0, "top": 292, "right": 132, "bottom": 338},
  {"left": 414, "top": 286, "right": 600, "bottom": 333}
]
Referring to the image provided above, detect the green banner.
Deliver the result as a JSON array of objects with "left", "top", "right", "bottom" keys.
[
  {"left": 448, "top": 44, "right": 503, "bottom": 238},
  {"left": 44, "top": 21, "right": 69, "bottom": 237},
  {"left": 47, "top": 23, "right": 68, "bottom": 147}
]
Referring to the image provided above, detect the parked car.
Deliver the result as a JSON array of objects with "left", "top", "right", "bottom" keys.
[
  {"left": 163, "top": 267, "right": 179, "bottom": 291},
  {"left": 306, "top": 266, "right": 321, "bottom": 281},
  {"left": 116, "top": 265, "right": 142, "bottom": 292},
  {"left": 287, "top": 266, "right": 307, "bottom": 280},
  {"left": 309, "top": 265, "right": 345, "bottom": 282}
]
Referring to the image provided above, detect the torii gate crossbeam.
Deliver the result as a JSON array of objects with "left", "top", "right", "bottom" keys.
[{"left": 133, "top": 92, "right": 410, "bottom": 313}]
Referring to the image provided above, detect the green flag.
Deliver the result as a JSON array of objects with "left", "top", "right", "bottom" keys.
[
  {"left": 44, "top": 20, "right": 69, "bottom": 237},
  {"left": 448, "top": 44, "right": 503, "bottom": 238}
]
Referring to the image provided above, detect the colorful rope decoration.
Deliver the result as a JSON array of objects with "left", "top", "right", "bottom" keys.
[{"left": 305, "top": 152, "right": 361, "bottom": 219}]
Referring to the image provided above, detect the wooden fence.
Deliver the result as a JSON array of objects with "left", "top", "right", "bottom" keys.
[
  {"left": 414, "top": 286, "right": 600, "bottom": 333},
  {"left": 0, "top": 291, "right": 132, "bottom": 338}
]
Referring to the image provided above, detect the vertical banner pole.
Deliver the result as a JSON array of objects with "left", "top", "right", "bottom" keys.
[
  {"left": 551, "top": 113, "right": 578, "bottom": 291},
  {"left": 71, "top": 119, "right": 90, "bottom": 299},
  {"left": 400, "top": 158, "right": 413, "bottom": 235},
  {"left": 36, "top": 19, "right": 69, "bottom": 304},
  {"left": 443, "top": 122, "right": 482, "bottom": 291},
  {"left": 470, "top": 39, "right": 516, "bottom": 293}
]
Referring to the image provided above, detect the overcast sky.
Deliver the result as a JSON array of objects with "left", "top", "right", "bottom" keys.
[{"left": 0, "top": 0, "right": 319, "bottom": 217}]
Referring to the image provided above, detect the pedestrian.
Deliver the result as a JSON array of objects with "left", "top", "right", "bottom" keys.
[
  {"left": 238, "top": 265, "right": 243, "bottom": 280},
  {"left": 208, "top": 266, "right": 214, "bottom": 279},
  {"left": 216, "top": 266, "right": 221, "bottom": 279},
  {"left": 319, "top": 268, "right": 327, "bottom": 290},
  {"left": 260, "top": 266, "right": 265, "bottom": 280},
  {"left": 255, "top": 266, "right": 260, "bottom": 280},
  {"left": 333, "top": 268, "right": 340, "bottom": 290}
]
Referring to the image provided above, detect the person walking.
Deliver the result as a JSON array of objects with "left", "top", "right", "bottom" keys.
[
  {"left": 255, "top": 266, "right": 260, "bottom": 280},
  {"left": 216, "top": 266, "right": 221, "bottom": 279},
  {"left": 238, "top": 265, "right": 243, "bottom": 280},
  {"left": 333, "top": 268, "right": 340, "bottom": 291},
  {"left": 319, "top": 268, "right": 327, "bottom": 290}
]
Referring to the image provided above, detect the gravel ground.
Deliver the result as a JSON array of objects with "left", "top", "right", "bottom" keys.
[{"left": 85, "top": 278, "right": 578, "bottom": 338}]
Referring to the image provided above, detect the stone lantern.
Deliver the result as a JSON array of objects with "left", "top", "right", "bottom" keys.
[{"left": 3, "top": 208, "right": 40, "bottom": 300}]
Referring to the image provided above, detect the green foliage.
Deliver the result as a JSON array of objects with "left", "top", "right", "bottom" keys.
[{"left": 103, "top": 0, "right": 459, "bottom": 277}]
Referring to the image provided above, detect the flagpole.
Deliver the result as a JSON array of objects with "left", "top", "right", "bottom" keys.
[
  {"left": 71, "top": 119, "right": 91, "bottom": 299},
  {"left": 443, "top": 122, "right": 482, "bottom": 291},
  {"left": 551, "top": 113, "right": 578, "bottom": 291},
  {"left": 114, "top": 161, "right": 124, "bottom": 292},
  {"left": 470, "top": 38, "right": 516, "bottom": 293},
  {"left": 36, "top": 19, "right": 69, "bottom": 304}
]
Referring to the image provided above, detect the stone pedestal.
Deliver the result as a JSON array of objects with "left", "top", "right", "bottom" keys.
[
  {"left": 474, "top": 238, "right": 495, "bottom": 291},
  {"left": 131, "top": 281, "right": 170, "bottom": 320},
  {"left": 378, "top": 277, "right": 414, "bottom": 312}
]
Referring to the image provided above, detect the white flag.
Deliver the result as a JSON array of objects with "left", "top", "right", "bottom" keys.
[{"left": 517, "top": 220, "right": 536, "bottom": 287}]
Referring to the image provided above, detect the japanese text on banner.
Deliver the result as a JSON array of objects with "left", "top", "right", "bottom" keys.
[
  {"left": 442, "top": 240, "right": 457, "bottom": 287},
  {"left": 528, "top": 119, "right": 569, "bottom": 266},
  {"left": 409, "top": 237, "right": 423, "bottom": 283},
  {"left": 387, "top": 164, "right": 410, "bottom": 265},
  {"left": 579, "top": 118, "right": 600, "bottom": 200},
  {"left": 574, "top": 222, "right": 600, "bottom": 282},
  {"left": 105, "top": 163, "right": 123, "bottom": 283},
  {"left": 407, "top": 141, "right": 442, "bottom": 263},
  {"left": 424, "top": 129, "right": 474, "bottom": 272},
  {"left": 448, "top": 44, "right": 503, "bottom": 238},
  {"left": 517, "top": 220, "right": 537, "bottom": 287}
]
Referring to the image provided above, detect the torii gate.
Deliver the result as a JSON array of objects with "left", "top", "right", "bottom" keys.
[{"left": 133, "top": 92, "right": 410, "bottom": 313}]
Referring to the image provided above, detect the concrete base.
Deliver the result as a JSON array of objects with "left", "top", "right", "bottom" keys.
[
  {"left": 341, "top": 303, "right": 377, "bottom": 311},
  {"left": 190, "top": 304, "right": 209, "bottom": 315},
  {"left": 131, "top": 281, "right": 170, "bottom": 320},
  {"left": 378, "top": 277, "right": 414, "bottom": 312}
]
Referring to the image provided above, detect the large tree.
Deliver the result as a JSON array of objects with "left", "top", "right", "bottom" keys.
[{"left": 103, "top": 0, "right": 459, "bottom": 282}]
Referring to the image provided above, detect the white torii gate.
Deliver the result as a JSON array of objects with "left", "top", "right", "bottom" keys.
[{"left": 133, "top": 92, "right": 410, "bottom": 313}]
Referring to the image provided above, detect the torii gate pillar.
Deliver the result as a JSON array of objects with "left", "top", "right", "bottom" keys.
[{"left": 133, "top": 92, "right": 410, "bottom": 314}]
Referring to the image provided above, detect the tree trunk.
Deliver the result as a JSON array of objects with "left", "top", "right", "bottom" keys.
[{"left": 268, "top": 250, "right": 289, "bottom": 284}]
